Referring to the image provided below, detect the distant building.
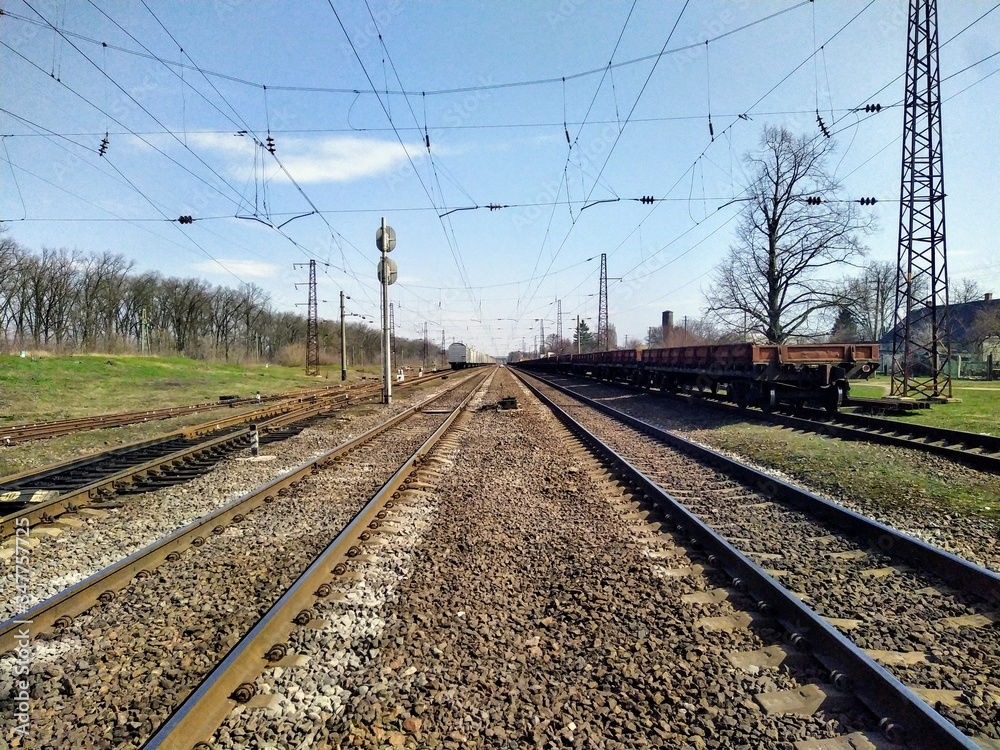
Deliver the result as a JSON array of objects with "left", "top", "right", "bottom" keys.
[{"left": 878, "top": 293, "right": 1000, "bottom": 374}]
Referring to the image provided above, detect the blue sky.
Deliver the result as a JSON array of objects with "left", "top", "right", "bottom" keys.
[{"left": 2, "top": 0, "right": 998, "bottom": 355}]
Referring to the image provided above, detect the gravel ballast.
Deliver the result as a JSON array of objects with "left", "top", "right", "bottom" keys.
[
  {"left": 208, "top": 368, "right": 880, "bottom": 749},
  {"left": 0, "top": 377, "right": 474, "bottom": 623},
  {"left": 0, "top": 375, "right": 485, "bottom": 749}
]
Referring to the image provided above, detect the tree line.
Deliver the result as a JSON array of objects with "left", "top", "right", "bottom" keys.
[{"left": 0, "top": 232, "right": 438, "bottom": 367}]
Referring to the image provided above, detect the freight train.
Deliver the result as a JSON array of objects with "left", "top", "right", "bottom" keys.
[
  {"left": 517, "top": 342, "right": 879, "bottom": 413},
  {"left": 446, "top": 342, "right": 494, "bottom": 369}
]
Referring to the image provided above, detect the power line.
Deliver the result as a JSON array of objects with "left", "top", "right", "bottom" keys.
[
  {"left": 0, "top": 2, "right": 811, "bottom": 98},
  {"left": 326, "top": 0, "right": 481, "bottom": 317}
]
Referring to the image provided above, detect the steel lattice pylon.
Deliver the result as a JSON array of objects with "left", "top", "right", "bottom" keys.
[
  {"left": 305, "top": 259, "right": 319, "bottom": 376},
  {"left": 891, "top": 0, "right": 951, "bottom": 399},
  {"left": 556, "top": 299, "right": 563, "bottom": 354},
  {"left": 597, "top": 253, "right": 609, "bottom": 351}
]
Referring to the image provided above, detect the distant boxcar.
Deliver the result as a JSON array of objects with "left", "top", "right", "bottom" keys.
[
  {"left": 447, "top": 342, "right": 494, "bottom": 369},
  {"left": 518, "top": 342, "right": 878, "bottom": 413}
]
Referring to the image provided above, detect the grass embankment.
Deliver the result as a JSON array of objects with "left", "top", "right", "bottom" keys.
[
  {"left": 0, "top": 354, "right": 381, "bottom": 423},
  {"left": 850, "top": 375, "right": 1000, "bottom": 434},
  {"left": 701, "top": 423, "right": 998, "bottom": 521},
  {"left": 0, "top": 354, "right": 385, "bottom": 477},
  {"left": 697, "top": 375, "right": 1000, "bottom": 523}
]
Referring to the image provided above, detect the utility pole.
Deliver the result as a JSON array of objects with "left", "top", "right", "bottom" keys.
[
  {"left": 576, "top": 315, "right": 581, "bottom": 354},
  {"left": 539, "top": 319, "right": 545, "bottom": 355},
  {"left": 891, "top": 0, "right": 952, "bottom": 399},
  {"left": 422, "top": 322, "right": 428, "bottom": 369},
  {"left": 293, "top": 260, "right": 319, "bottom": 376},
  {"left": 340, "top": 291, "right": 348, "bottom": 381}
]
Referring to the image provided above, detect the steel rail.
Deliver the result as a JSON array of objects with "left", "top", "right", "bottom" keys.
[
  {"left": 0, "top": 399, "right": 332, "bottom": 539},
  {"left": 519, "top": 370, "right": 1000, "bottom": 603},
  {"left": 0, "top": 369, "right": 489, "bottom": 657},
  {"left": 514, "top": 369, "right": 981, "bottom": 750},
  {"left": 669, "top": 386, "right": 1000, "bottom": 473},
  {"left": 0, "top": 370, "right": 463, "bottom": 538},
  {"left": 0, "top": 370, "right": 451, "bottom": 445},
  {"left": 533, "top": 367, "right": 1000, "bottom": 472},
  {"left": 0, "top": 390, "right": 330, "bottom": 445},
  {"left": 140, "top": 369, "right": 489, "bottom": 749}
]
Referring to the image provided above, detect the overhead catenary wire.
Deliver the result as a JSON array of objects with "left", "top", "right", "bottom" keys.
[
  {"left": 2, "top": 1, "right": 996, "bottom": 346},
  {"left": 327, "top": 0, "right": 482, "bottom": 318},
  {"left": 129, "top": 0, "right": 381, "bottom": 308},
  {"left": 0, "top": 2, "right": 812, "bottom": 99}
]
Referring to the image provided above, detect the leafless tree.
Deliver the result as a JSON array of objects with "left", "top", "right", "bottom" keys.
[
  {"left": 705, "top": 126, "right": 873, "bottom": 343},
  {"left": 72, "top": 251, "right": 134, "bottom": 349},
  {"left": 952, "top": 277, "right": 984, "bottom": 304},
  {"left": 22, "top": 248, "right": 78, "bottom": 347},
  {"left": 837, "top": 260, "right": 896, "bottom": 341},
  {"left": 118, "top": 272, "right": 162, "bottom": 350},
  {"left": 966, "top": 305, "right": 1000, "bottom": 356},
  {"left": 0, "top": 232, "right": 28, "bottom": 348}
]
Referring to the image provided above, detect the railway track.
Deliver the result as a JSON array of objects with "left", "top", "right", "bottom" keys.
[
  {"left": 533, "top": 365, "right": 1000, "bottom": 473},
  {"left": 5, "top": 365, "right": 994, "bottom": 748},
  {"left": 697, "top": 387, "right": 1000, "bottom": 473},
  {"left": 516, "top": 368, "right": 999, "bottom": 748},
  {"left": 108, "top": 365, "right": 977, "bottom": 749},
  {"left": 0, "top": 381, "right": 382, "bottom": 445},
  {"left": 0, "top": 370, "right": 454, "bottom": 539},
  {"left": 0, "top": 368, "right": 492, "bottom": 749}
]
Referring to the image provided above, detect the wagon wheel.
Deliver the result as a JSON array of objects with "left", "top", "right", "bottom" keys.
[
  {"left": 760, "top": 385, "right": 777, "bottom": 413},
  {"left": 825, "top": 383, "right": 845, "bottom": 414}
]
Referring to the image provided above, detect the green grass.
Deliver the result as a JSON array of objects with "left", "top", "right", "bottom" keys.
[
  {"left": 0, "top": 354, "right": 374, "bottom": 423},
  {"left": 849, "top": 375, "right": 1000, "bottom": 435},
  {"left": 704, "top": 424, "right": 998, "bottom": 520},
  {"left": 0, "top": 355, "right": 440, "bottom": 477}
]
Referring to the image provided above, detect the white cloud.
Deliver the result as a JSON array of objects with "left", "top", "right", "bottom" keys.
[
  {"left": 187, "top": 133, "right": 420, "bottom": 184},
  {"left": 193, "top": 258, "right": 281, "bottom": 278}
]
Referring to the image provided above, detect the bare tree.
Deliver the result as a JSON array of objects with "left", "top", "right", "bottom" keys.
[
  {"left": 705, "top": 126, "right": 873, "bottom": 343},
  {"left": 23, "top": 248, "right": 78, "bottom": 347},
  {"left": 965, "top": 305, "right": 1000, "bottom": 356},
  {"left": 0, "top": 232, "right": 28, "bottom": 348},
  {"left": 118, "top": 272, "right": 161, "bottom": 350},
  {"left": 73, "top": 251, "right": 134, "bottom": 349},
  {"left": 838, "top": 260, "right": 895, "bottom": 341},
  {"left": 952, "top": 277, "right": 984, "bottom": 304}
]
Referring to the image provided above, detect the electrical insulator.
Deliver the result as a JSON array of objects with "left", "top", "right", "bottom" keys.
[
  {"left": 708, "top": 118, "right": 715, "bottom": 141},
  {"left": 858, "top": 197, "right": 878, "bottom": 206},
  {"left": 640, "top": 196, "right": 655, "bottom": 204},
  {"left": 98, "top": 134, "right": 109, "bottom": 157},
  {"left": 178, "top": 215, "right": 194, "bottom": 224},
  {"left": 806, "top": 196, "right": 822, "bottom": 205},
  {"left": 487, "top": 203, "right": 505, "bottom": 211},
  {"left": 816, "top": 114, "right": 831, "bottom": 139},
  {"left": 864, "top": 104, "right": 882, "bottom": 113},
  {"left": 424, "top": 132, "right": 431, "bottom": 149},
  {"left": 265, "top": 135, "right": 276, "bottom": 154},
  {"left": 564, "top": 126, "right": 571, "bottom": 145}
]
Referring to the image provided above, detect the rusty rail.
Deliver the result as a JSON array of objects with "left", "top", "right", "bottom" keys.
[{"left": 0, "top": 368, "right": 489, "bottom": 657}]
